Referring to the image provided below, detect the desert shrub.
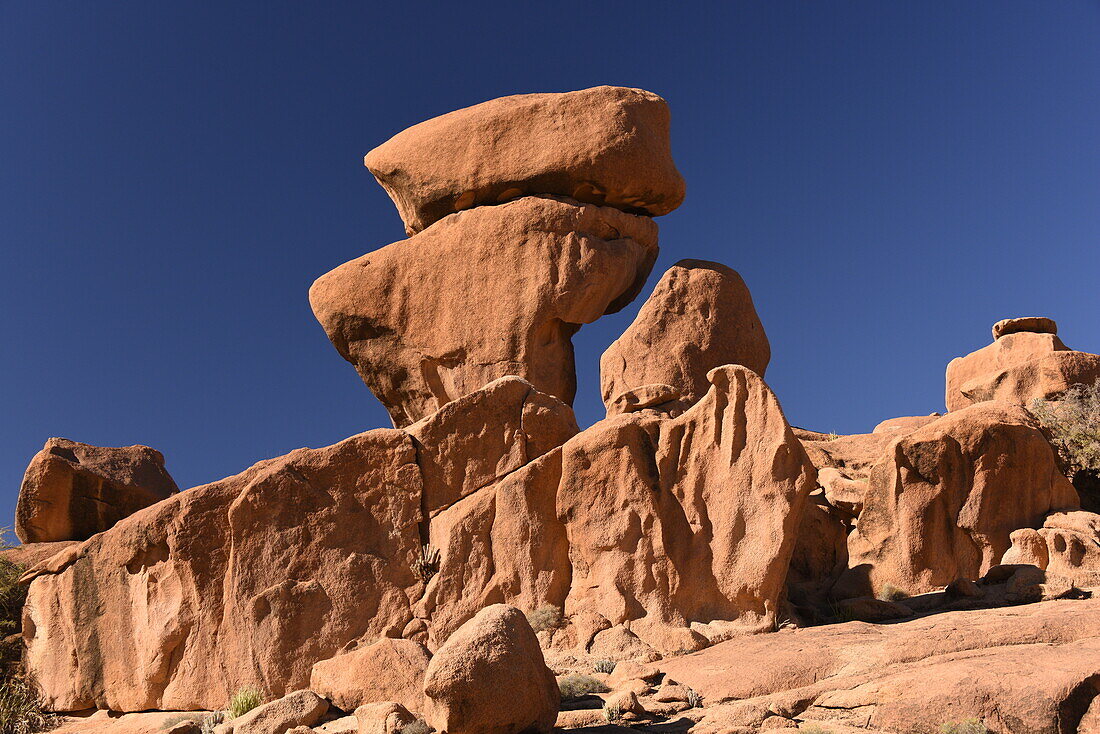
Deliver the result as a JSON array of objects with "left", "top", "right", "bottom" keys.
[
  {"left": 826, "top": 432, "right": 840, "bottom": 441},
  {"left": 0, "top": 677, "right": 54, "bottom": 734},
  {"left": 800, "top": 726, "right": 832, "bottom": 734},
  {"left": 399, "top": 720, "right": 432, "bottom": 734},
  {"left": 525, "top": 606, "right": 563, "bottom": 633},
  {"left": 686, "top": 688, "right": 703, "bottom": 708},
  {"left": 1032, "top": 381, "right": 1100, "bottom": 506},
  {"left": 940, "top": 718, "right": 987, "bottom": 734},
  {"left": 876, "top": 583, "right": 909, "bottom": 602},
  {"left": 592, "top": 659, "right": 615, "bottom": 674},
  {"left": 160, "top": 713, "right": 200, "bottom": 729},
  {"left": 199, "top": 711, "right": 225, "bottom": 734},
  {"left": 413, "top": 544, "right": 440, "bottom": 583},
  {"left": 227, "top": 687, "right": 263, "bottom": 719},
  {"left": 558, "top": 674, "right": 609, "bottom": 701},
  {"left": 602, "top": 703, "right": 621, "bottom": 722}
]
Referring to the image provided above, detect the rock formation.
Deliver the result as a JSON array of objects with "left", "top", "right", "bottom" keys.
[
  {"left": 600, "top": 259, "right": 770, "bottom": 416},
  {"left": 309, "top": 638, "right": 431, "bottom": 714},
  {"left": 364, "top": 86, "right": 685, "bottom": 234},
  {"left": 945, "top": 316, "right": 1100, "bottom": 411},
  {"left": 1003, "top": 510, "right": 1100, "bottom": 588},
  {"left": 15, "top": 438, "right": 178, "bottom": 543}
]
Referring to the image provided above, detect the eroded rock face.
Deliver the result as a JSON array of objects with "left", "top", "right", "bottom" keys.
[
  {"left": 600, "top": 260, "right": 769, "bottom": 416},
  {"left": 23, "top": 430, "right": 424, "bottom": 712},
  {"left": 1003, "top": 511, "right": 1100, "bottom": 588},
  {"left": 364, "top": 86, "right": 685, "bottom": 235},
  {"left": 945, "top": 318, "right": 1100, "bottom": 411},
  {"left": 309, "top": 637, "right": 431, "bottom": 714},
  {"left": 310, "top": 196, "right": 658, "bottom": 428},
  {"left": 422, "top": 604, "right": 558, "bottom": 734},
  {"left": 15, "top": 438, "right": 179, "bottom": 543},
  {"left": 836, "top": 402, "right": 1080, "bottom": 598}
]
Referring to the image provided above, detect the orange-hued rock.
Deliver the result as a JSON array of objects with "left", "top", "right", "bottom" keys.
[
  {"left": 600, "top": 260, "right": 769, "bottom": 415},
  {"left": 353, "top": 702, "right": 417, "bottom": 734},
  {"left": 15, "top": 438, "right": 178, "bottom": 543},
  {"left": 364, "top": 86, "right": 685, "bottom": 234},
  {"left": 871, "top": 414, "right": 941, "bottom": 435},
  {"left": 215, "top": 690, "right": 327, "bottom": 734},
  {"left": 836, "top": 403, "right": 1080, "bottom": 598},
  {"left": 405, "top": 376, "right": 577, "bottom": 516},
  {"left": 945, "top": 320, "right": 1100, "bottom": 411},
  {"left": 0, "top": 540, "right": 78, "bottom": 569},
  {"left": 422, "top": 604, "right": 558, "bottom": 734},
  {"left": 23, "top": 429, "right": 424, "bottom": 712},
  {"left": 309, "top": 638, "right": 431, "bottom": 714},
  {"left": 310, "top": 196, "right": 658, "bottom": 428},
  {"left": 799, "top": 431, "right": 893, "bottom": 518},
  {"left": 605, "top": 383, "right": 682, "bottom": 417},
  {"left": 662, "top": 598, "right": 1100, "bottom": 732},
  {"left": 1003, "top": 511, "right": 1100, "bottom": 587}
]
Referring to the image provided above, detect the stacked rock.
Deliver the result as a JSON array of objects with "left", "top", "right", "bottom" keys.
[{"left": 310, "top": 86, "right": 686, "bottom": 427}]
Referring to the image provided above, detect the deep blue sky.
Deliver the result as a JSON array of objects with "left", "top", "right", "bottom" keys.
[{"left": 3, "top": 3, "right": 1099, "bottom": 528}]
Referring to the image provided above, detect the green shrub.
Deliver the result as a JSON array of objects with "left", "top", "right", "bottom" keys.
[
  {"left": 399, "top": 720, "right": 432, "bottom": 734},
  {"left": 941, "top": 718, "right": 987, "bottom": 734},
  {"left": 227, "top": 687, "right": 263, "bottom": 719},
  {"left": 1031, "top": 381, "right": 1100, "bottom": 506},
  {"left": 557, "top": 674, "right": 609, "bottom": 701},
  {"left": 525, "top": 606, "right": 563, "bottom": 633},
  {"left": 876, "top": 583, "right": 909, "bottom": 602},
  {"left": 0, "top": 676, "right": 54, "bottom": 734},
  {"left": 592, "top": 659, "right": 615, "bottom": 674}
]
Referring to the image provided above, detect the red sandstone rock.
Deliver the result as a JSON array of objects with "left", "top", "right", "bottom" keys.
[
  {"left": 993, "top": 315, "right": 1057, "bottom": 339},
  {"left": 353, "top": 702, "right": 417, "bottom": 734},
  {"left": 871, "top": 414, "right": 941, "bottom": 434},
  {"left": 422, "top": 604, "right": 558, "bottom": 734},
  {"left": 15, "top": 438, "right": 178, "bottom": 543},
  {"left": 0, "top": 540, "right": 77, "bottom": 569},
  {"left": 310, "top": 196, "right": 658, "bottom": 427},
  {"left": 600, "top": 260, "right": 770, "bottom": 415},
  {"left": 215, "top": 690, "right": 327, "bottom": 734},
  {"left": 309, "top": 638, "right": 431, "bottom": 714},
  {"left": 1003, "top": 510, "right": 1100, "bottom": 587},
  {"left": 605, "top": 383, "right": 682, "bottom": 417},
  {"left": 836, "top": 402, "right": 1079, "bottom": 598},
  {"left": 364, "top": 86, "right": 685, "bottom": 234}
]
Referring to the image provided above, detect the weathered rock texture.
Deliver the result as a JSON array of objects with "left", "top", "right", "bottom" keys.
[
  {"left": 1003, "top": 510, "right": 1100, "bottom": 588},
  {"left": 310, "top": 196, "right": 658, "bottom": 427},
  {"left": 214, "top": 690, "right": 327, "bottom": 734},
  {"left": 422, "top": 604, "right": 558, "bottom": 734},
  {"left": 945, "top": 317, "right": 1100, "bottom": 411},
  {"left": 600, "top": 260, "right": 769, "bottom": 416},
  {"left": 364, "top": 86, "right": 685, "bottom": 234},
  {"left": 309, "top": 637, "right": 431, "bottom": 714},
  {"left": 15, "top": 438, "right": 179, "bottom": 543},
  {"left": 836, "top": 402, "right": 1080, "bottom": 598}
]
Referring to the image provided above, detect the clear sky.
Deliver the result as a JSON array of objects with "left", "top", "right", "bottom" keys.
[{"left": 2, "top": 3, "right": 1099, "bottom": 529}]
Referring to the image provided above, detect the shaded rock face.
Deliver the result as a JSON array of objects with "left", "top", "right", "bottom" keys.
[
  {"left": 945, "top": 318, "right": 1100, "bottom": 411},
  {"left": 836, "top": 402, "right": 1080, "bottom": 598},
  {"left": 15, "top": 438, "right": 179, "bottom": 543},
  {"left": 422, "top": 604, "right": 559, "bottom": 734},
  {"left": 600, "top": 259, "right": 769, "bottom": 416},
  {"left": 310, "top": 196, "right": 658, "bottom": 428},
  {"left": 364, "top": 86, "right": 685, "bottom": 235}
]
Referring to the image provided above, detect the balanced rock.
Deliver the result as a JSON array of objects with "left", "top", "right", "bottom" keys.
[
  {"left": 310, "top": 196, "right": 658, "bottom": 427},
  {"left": 836, "top": 402, "right": 1080, "bottom": 598},
  {"left": 1003, "top": 510, "right": 1100, "bottom": 587},
  {"left": 600, "top": 259, "right": 770, "bottom": 416},
  {"left": 945, "top": 317, "right": 1100, "bottom": 411},
  {"left": 422, "top": 604, "right": 558, "bottom": 734},
  {"left": 364, "top": 86, "right": 685, "bottom": 234},
  {"left": 309, "top": 637, "right": 431, "bottom": 714},
  {"left": 15, "top": 437, "right": 178, "bottom": 543}
]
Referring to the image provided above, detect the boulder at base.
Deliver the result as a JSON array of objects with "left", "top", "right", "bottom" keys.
[
  {"left": 15, "top": 438, "right": 178, "bottom": 543},
  {"left": 1003, "top": 510, "right": 1100, "bottom": 587},
  {"left": 422, "top": 604, "right": 558, "bottom": 734},
  {"left": 309, "top": 637, "right": 431, "bottom": 714}
]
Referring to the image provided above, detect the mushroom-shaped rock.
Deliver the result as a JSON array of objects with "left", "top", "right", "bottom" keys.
[
  {"left": 600, "top": 260, "right": 769, "bottom": 416},
  {"left": 309, "top": 638, "right": 431, "bottom": 714},
  {"left": 215, "top": 690, "right": 328, "bottom": 734},
  {"left": 422, "top": 604, "right": 558, "bottom": 734},
  {"left": 310, "top": 196, "right": 659, "bottom": 428},
  {"left": 15, "top": 437, "right": 178, "bottom": 543},
  {"left": 945, "top": 318, "right": 1100, "bottom": 411},
  {"left": 835, "top": 402, "right": 1080, "bottom": 599},
  {"left": 365, "top": 86, "right": 685, "bottom": 234}
]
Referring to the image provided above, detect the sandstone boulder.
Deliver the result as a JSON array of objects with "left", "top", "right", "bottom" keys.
[
  {"left": 422, "top": 604, "right": 558, "bottom": 734},
  {"left": 1003, "top": 510, "right": 1100, "bottom": 588},
  {"left": 836, "top": 402, "right": 1080, "bottom": 598},
  {"left": 945, "top": 318, "right": 1100, "bottom": 411},
  {"left": 310, "top": 195, "right": 658, "bottom": 427},
  {"left": 600, "top": 260, "right": 770, "bottom": 415},
  {"left": 605, "top": 383, "right": 682, "bottom": 417},
  {"left": 364, "top": 86, "right": 685, "bottom": 234},
  {"left": 353, "top": 702, "right": 417, "bottom": 734},
  {"left": 15, "top": 438, "right": 178, "bottom": 543},
  {"left": 23, "top": 429, "right": 424, "bottom": 712},
  {"left": 309, "top": 638, "right": 431, "bottom": 715},
  {"left": 215, "top": 690, "right": 327, "bottom": 734}
]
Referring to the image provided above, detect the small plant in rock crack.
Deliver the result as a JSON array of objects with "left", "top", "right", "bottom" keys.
[
  {"left": 558, "top": 674, "right": 609, "bottom": 701},
  {"left": 525, "top": 606, "right": 564, "bottom": 633},
  {"left": 602, "top": 703, "right": 621, "bottom": 722},
  {"left": 199, "top": 712, "right": 226, "bottom": 734},
  {"left": 227, "top": 687, "right": 263, "bottom": 719},
  {"left": 685, "top": 688, "right": 703, "bottom": 708},
  {"left": 413, "top": 544, "right": 441, "bottom": 583},
  {"left": 940, "top": 719, "right": 988, "bottom": 734},
  {"left": 592, "top": 659, "right": 616, "bottom": 674},
  {"left": 876, "top": 583, "right": 909, "bottom": 602}
]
